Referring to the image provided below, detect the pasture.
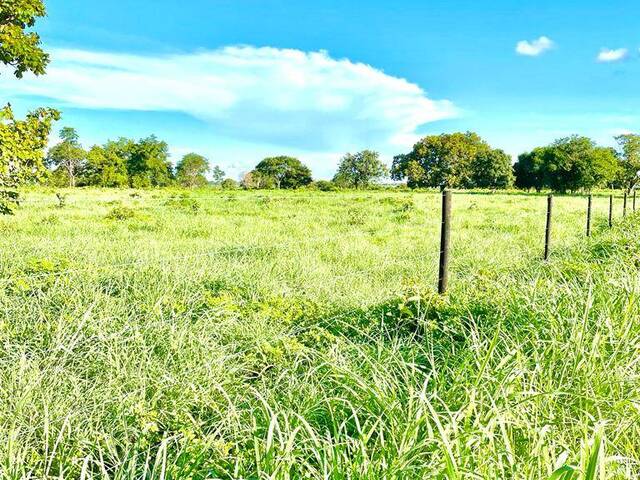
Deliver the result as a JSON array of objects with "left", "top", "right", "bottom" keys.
[{"left": 1, "top": 188, "right": 639, "bottom": 479}]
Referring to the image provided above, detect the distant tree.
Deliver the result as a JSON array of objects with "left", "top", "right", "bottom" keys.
[
  {"left": 127, "top": 135, "right": 173, "bottom": 187},
  {"left": 516, "top": 136, "right": 621, "bottom": 193},
  {"left": 391, "top": 132, "right": 493, "bottom": 189},
  {"left": 0, "top": 105, "right": 59, "bottom": 213},
  {"left": 0, "top": 0, "right": 49, "bottom": 78},
  {"left": 84, "top": 144, "right": 129, "bottom": 187},
  {"left": 513, "top": 148, "right": 546, "bottom": 192},
  {"left": 176, "top": 153, "right": 210, "bottom": 188},
  {"left": 471, "top": 149, "right": 514, "bottom": 188},
  {"left": 104, "top": 137, "right": 135, "bottom": 164},
  {"left": 241, "top": 170, "right": 275, "bottom": 189},
  {"left": 47, "top": 127, "right": 86, "bottom": 187},
  {"left": 615, "top": 134, "right": 640, "bottom": 191},
  {"left": 211, "top": 165, "right": 225, "bottom": 185},
  {"left": 542, "top": 136, "right": 618, "bottom": 193},
  {"left": 333, "top": 150, "right": 388, "bottom": 188},
  {"left": 591, "top": 146, "right": 621, "bottom": 189},
  {"left": 253, "top": 156, "right": 312, "bottom": 189},
  {"left": 220, "top": 178, "right": 239, "bottom": 190}
]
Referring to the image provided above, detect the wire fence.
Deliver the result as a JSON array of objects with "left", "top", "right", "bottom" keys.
[
  {"left": 2, "top": 190, "right": 636, "bottom": 297},
  {"left": 14, "top": 189, "right": 636, "bottom": 208}
]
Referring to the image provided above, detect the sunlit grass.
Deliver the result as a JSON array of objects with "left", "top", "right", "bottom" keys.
[{"left": 0, "top": 188, "right": 637, "bottom": 478}]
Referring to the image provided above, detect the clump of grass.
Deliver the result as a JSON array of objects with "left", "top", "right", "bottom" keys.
[
  {"left": 346, "top": 207, "right": 366, "bottom": 225},
  {"left": 105, "top": 205, "right": 136, "bottom": 220},
  {"left": 164, "top": 196, "right": 201, "bottom": 213}
]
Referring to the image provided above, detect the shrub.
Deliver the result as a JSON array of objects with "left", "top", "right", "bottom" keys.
[
  {"left": 164, "top": 196, "right": 201, "bottom": 213},
  {"left": 312, "top": 180, "right": 338, "bottom": 192},
  {"left": 221, "top": 178, "right": 239, "bottom": 190},
  {"left": 105, "top": 206, "right": 136, "bottom": 220}
]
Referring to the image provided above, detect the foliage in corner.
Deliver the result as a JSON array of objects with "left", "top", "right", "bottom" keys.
[
  {"left": 0, "top": 0, "right": 49, "bottom": 78},
  {"left": 0, "top": 105, "right": 60, "bottom": 213}
]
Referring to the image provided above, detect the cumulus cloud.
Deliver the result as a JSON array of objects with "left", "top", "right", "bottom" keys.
[
  {"left": 597, "top": 48, "right": 628, "bottom": 63},
  {"left": 515, "top": 36, "right": 554, "bottom": 56},
  {"left": 0, "top": 46, "right": 456, "bottom": 152}
]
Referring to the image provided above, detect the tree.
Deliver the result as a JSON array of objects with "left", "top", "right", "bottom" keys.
[
  {"left": 211, "top": 165, "right": 225, "bottom": 185},
  {"left": 0, "top": 0, "right": 58, "bottom": 212},
  {"left": 127, "top": 135, "right": 173, "bottom": 187},
  {"left": 471, "top": 149, "right": 514, "bottom": 188},
  {"left": 0, "top": 105, "right": 59, "bottom": 212},
  {"left": 391, "top": 132, "right": 493, "bottom": 189},
  {"left": 542, "top": 136, "right": 618, "bottom": 193},
  {"left": 253, "top": 156, "right": 312, "bottom": 189},
  {"left": 241, "top": 170, "right": 274, "bottom": 189},
  {"left": 333, "top": 150, "right": 388, "bottom": 188},
  {"left": 590, "top": 146, "right": 620, "bottom": 189},
  {"left": 46, "top": 127, "right": 86, "bottom": 187},
  {"left": 515, "top": 136, "right": 621, "bottom": 193},
  {"left": 615, "top": 134, "right": 640, "bottom": 191},
  {"left": 0, "top": 0, "right": 49, "bottom": 78},
  {"left": 513, "top": 148, "right": 546, "bottom": 192},
  {"left": 84, "top": 144, "right": 129, "bottom": 187},
  {"left": 176, "top": 153, "right": 210, "bottom": 188}
]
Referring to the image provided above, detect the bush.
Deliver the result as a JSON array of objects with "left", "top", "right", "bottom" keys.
[
  {"left": 221, "top": 178, "right": 239, "bottom": 190},
  {"left": 312, "top": 180, "right": 338, "bottom": 192},
  {"left": 105, "top": 206, "right": 136, "bottom": 220},
  {"left": 164, "top": 196, "right": 201, "bottom": 213}
]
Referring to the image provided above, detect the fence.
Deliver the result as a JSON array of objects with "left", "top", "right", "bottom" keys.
[
  {"left": 2, "top": 190, "right": 637, "bottom": 297},
  {"left": 436, "top": 190, "right": 636, "bottom": 293}
]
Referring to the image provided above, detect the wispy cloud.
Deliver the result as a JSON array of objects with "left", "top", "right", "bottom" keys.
[
  {"left": 0, "top": 46, "right": 456, "bottom": 152},
  {"left": 515, "top": 36, "right": 554, "bottom": 56},
  {"left": 597, "top": 48, "right": 628, "bottom": 63}
]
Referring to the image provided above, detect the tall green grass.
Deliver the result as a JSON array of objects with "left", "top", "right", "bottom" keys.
[{"left": 0, "top": 189, "right": 637, "bottom": 478}]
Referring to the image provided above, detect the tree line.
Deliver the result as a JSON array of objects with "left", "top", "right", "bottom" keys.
[
  {"left": 1, "top": 0, "right": 639, "bottom": 216},
  {"left": 42, "top": 127, "right": 640, "bottom": 194},
  {"left": 45, "top": 129, "right": 225, "bottom": 189}
]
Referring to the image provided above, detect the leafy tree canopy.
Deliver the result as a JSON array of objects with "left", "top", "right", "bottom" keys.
[
  {"left": 513, "top": 148, "right": 546, "bottom": 192},
  {"left": 391, "top": 132, "right": 503, "bottom": 189},
  {"left": 615, "top": 134, "right": 640, "bottom": 191},
  {"left": 211, "top": 165, "right": 225, "bottom": 185},
  {"left": 0, "top": 105, "right": 59, "bottom": 212},
  {"left": 176, "top": 153, "right": 210, "bottom": 188},
  {"left": 47, "top": 127, "right": 86, "bottom": 187},
  {"left": 0, "top": 0, "right": 49, "bottom": 78},
  {"left": 127, "top": 135, "right": 173, "bottom": 188},
  {"left": 84, "top": 144, "right": 129, "bottom": 188},
  {"left": 253, "top": 156, "right": 312, "bottom": 189},
  {"left": 333, "top": 150, "right": 388, "bottom": 188},
  {"left": 471, "top": 148, "right": 514, "bottom": 189},
  {"left": 515, "top": 136, "right": 620, "bottom": 193}
]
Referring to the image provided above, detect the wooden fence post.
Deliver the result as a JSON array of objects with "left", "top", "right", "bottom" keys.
[
  {"left": 634, "top": 190, "right": 637, "bottom": 212},
  {"left": 544, "top": 194, "right": 553, "bottom": 261},
  {"left": 438, "top": 190, "right": 451, "bottom": 294},
  {"left": 624, "top": 192, "right": 628, "bottom": 218},
  {"left": 609, "top": 195, "right": 613, "bottom": 228},
  {"left": 586, "top": 194, "right": 592, "bottom": 237}
]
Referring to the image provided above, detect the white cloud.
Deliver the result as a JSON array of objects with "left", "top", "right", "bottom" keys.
[
  {"left": 0, "top": 46, "right": 456, "bottom": 153},
  {"left": 515, "top": 36, "right": 554, "bottom": 56},
  {"left": 597, "top": 48, "right": 628, "bottom": 63}
]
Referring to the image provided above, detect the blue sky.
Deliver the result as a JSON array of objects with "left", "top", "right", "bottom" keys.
[{"left": 2, "top": 0, "right": 639, "bottom": 179}]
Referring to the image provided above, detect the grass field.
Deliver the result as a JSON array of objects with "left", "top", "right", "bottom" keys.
[{"left": 1, "top": 188, "right": 639, "bottom": 479}]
